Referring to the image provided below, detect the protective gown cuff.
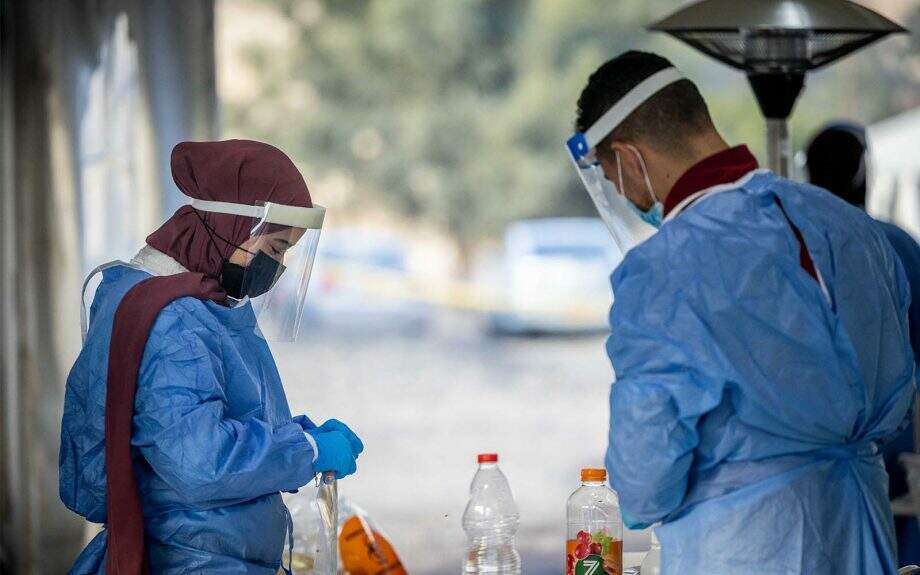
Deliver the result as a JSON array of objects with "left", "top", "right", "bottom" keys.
[
  {"left": 622, "top": 511, "right": 652, "bottom": 530},
  {"left": 302, "top": 431, "right": 319, "bottom": 463},
  {"left": 293, "top": 414, "right": 318, "bottom": 430}
]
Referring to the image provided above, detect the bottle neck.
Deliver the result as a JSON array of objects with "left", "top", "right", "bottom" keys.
[
  {"left": 479, "top": 462, "right": 498, "bottom": 470},
  {"left": 581, "top": 480, "right": 605, "bottom": 487}
]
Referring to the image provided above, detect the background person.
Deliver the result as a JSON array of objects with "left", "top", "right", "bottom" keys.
[
  {"left": 806, "top": 122, "right": 920, "bottom": 567},
  {"left": 59, "top": 140, "right": 363, "bottom": 574},
  {"left": 573, "top": 51, "right": 916, "bottom": 574}
]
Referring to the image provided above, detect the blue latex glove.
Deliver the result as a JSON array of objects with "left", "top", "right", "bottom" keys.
[
  {"left": 307, "top": 430, "right": 358, "bottom": 480},
  {"left": 317, "top": 419, "right": 364, "bottom": 458},
  {"left": 622, "top": 510, "right": 652, "bottom": 530}
]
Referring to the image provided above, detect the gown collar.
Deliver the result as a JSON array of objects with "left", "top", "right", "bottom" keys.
[
  {"left": 664, "top": 145, "right": 759, "bottom": 217},
  {"left": 130, "top": 245, "right": 189, "bottom": 276},
  {"left": 130, "top": 246, "right": 253, "bottom": 320}
]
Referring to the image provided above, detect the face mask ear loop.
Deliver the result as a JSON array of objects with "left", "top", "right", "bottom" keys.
[
  {"left": 615, "top": 150, "right": 626, "bottom": 198},
  {"left": 626, "top": 144, "right": 658, "bottom": 204},
  {"left": 192, "top": 209, "right": 256, "bottom": 262},
  {"left": 192, "top": 208, "right": 228, "bottom": 266}
]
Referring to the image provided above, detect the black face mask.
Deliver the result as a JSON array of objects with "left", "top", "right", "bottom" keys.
[
  {"left": 192, "top": 209, "right": 286, "bottom": 299},
  {"left": 220, "top": 250, "right": 286, "bottom": 299}
]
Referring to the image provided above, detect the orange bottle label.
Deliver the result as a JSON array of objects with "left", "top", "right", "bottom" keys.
[
  {"left": 339, "top": 515, "right": 408, "bottom": 575},
  {"left": 566, "top": 532, "right": 622, "bottom": 575}
]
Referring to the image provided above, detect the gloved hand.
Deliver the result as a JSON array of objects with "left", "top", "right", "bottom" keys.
[
  {"left": 307, "top": 430, "right": 358, "bottom": 480},
  {"left": 316, "top": 419, "right": 364, "bottom": 458}
]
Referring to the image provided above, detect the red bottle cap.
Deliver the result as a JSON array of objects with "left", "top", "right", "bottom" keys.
[{"left": 478, "top": 453, "right": 498, "bottom": 463}]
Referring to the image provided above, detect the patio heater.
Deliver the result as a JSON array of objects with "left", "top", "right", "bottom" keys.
[{"left": 649, "top": 0, "right": 906, "bottom": 177}]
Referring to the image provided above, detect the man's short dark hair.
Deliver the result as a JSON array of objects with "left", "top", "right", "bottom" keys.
[{"left": 575, "top": 51, "right": 715, "bottom": 157}]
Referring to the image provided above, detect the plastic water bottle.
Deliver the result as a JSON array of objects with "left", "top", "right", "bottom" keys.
[
  {"left": 462, "top": 453, "right": 521, "bottom": 574},
  {"left": 640, "top": 529, "right": 661, "bottom": 575},
  {"left": 566, "top": 468, "right": 623, "bottom": 575}
]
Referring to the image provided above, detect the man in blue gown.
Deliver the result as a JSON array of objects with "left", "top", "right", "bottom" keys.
[{"left": 570, "top": 52, "right": 916, "bottom": 574}]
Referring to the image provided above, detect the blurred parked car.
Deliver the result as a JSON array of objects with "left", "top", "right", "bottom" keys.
[
  {"left": 489, "top": 218, "right": 622, "bottom": 335},
  {"left": 303, "top": 228, "right": 432, "bottom": 336}
]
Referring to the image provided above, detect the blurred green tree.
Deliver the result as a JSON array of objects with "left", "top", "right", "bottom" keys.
[{"left": 222, "top": 0, "right": 917, "bottom": 250}]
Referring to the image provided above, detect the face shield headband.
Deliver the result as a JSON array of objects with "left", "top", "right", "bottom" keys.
[{"left": 565, "top": 67, "right": 684, "bottom": 253}]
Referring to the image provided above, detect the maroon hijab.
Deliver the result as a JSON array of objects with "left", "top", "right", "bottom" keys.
[
  {"left": 105, "top": 140, "right": 311, "bottom": 574},
  {"left": 147, "top": 139, "right": 313, "bottom": 276}
]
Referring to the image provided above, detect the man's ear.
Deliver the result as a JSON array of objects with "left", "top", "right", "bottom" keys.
[{"left": 609, "top": 141, "right": 642, "bottom": 180}]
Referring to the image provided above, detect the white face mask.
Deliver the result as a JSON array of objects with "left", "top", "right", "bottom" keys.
[{"left": 615, "top": 144, "right": 663, "bottom": 228}]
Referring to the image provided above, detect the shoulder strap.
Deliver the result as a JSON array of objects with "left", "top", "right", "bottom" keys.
[{"left": 81, "top": 261, "right": 131, "bottom": 343}]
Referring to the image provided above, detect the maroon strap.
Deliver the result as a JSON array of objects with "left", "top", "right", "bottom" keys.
[
  {"left": 105, "top": 272, "right": 225, "bottom": 574},
  {"left": 773, "top": 198, "right": 819, "bottom": 282}
]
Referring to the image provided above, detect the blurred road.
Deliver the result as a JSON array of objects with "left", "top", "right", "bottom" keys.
[{"left": 273, "top": 310, "right": 620, "bottom": 574}]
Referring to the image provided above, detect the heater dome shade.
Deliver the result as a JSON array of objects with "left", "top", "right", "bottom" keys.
[{"left": 649, "top": 0, "right": 906, "bottom": 72}]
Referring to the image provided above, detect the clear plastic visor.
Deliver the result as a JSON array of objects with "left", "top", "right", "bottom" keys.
[
  {"left": 565, "top": 67, "right": 682, "bottom": 254},
  {"left": 567, "top": 150, "right": 654, "bottom": 255},
  {"left": 244, "top": 219, "right": 321, "bottom": 342}
]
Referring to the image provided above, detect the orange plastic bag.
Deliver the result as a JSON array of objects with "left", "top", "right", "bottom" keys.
[
  {"left": 339, "top": 515, "right": 407, "bottom": 575},
  {"left": 284, "top": 490, "right": 407, "bottom": 575}
]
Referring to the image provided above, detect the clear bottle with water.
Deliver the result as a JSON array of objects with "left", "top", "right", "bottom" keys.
[
  {"left": 640, "top": 529, "right": 661, "bottom": 575},
  {"left": 462, "top": 453, "right": 521, "bottom": 574}
]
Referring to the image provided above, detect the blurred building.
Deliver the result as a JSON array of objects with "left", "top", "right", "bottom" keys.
[
  {"left": 0, "top": 1, "right": 217, "bottom": 572},
  {"left": 866, "top": 0, "right": 919, "bottom": 18},
  {"left": 869, "top": 107, "right": 920, "bottom": 239}
]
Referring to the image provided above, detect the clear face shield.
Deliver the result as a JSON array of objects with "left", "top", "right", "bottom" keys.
[
  {"left": 565, "top": 67, "right": 684, "bottom": 254},
  {"left": 565, "top": 139, "right": 652, "bottom": 255},
  {"left": 244, "top": 223, "right": 321, "bottom": 342},
  {"left": 190, "top": 198, "right": 325, "bottom": 342}
]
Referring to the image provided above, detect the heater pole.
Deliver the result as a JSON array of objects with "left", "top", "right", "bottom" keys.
[
  {"left": 746, "top": 72, "right": 803, "bottom": 179},
  {"left": 766, "top": 118, "right": 790, "bottom": 177},
  {"left": 650, "top": 0, "right": 907, "bottom": 179}
]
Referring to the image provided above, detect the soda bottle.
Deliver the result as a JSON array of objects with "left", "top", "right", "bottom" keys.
[
  {"left": 462, "top": 453, "right": 521, "bottom": 574},
  {"left": 566, "top": 468, "right": 623, "bottom": 575}
]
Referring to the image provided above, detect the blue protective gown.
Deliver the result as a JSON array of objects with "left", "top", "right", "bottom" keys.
[
  {"left": 60, "top": 264, "right": 317, "bottom": 574},
  {"left": 607, "top": 171, "right": 916, "bottom": 574},
  {"left": 876, "top": 219, "right": 920, "bottom": 567}
]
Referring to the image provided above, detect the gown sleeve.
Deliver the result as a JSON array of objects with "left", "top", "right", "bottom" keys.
[
  {"left": 605, "top": 245, "right": 726, "bottom": 526},
  {"left": 130, "top": 305, "right": 316, "bottom": 505}
]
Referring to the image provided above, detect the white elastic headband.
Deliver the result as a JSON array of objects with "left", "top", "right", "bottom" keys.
[
  {"left": 585, "top": 67, "right": 684, "bottom": 149},
  {"left": 568, "top": 67, "right": 685, "bottom": 161},
  {"left": 189, "top": 198, "right": 326, "bottom": 230}
]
